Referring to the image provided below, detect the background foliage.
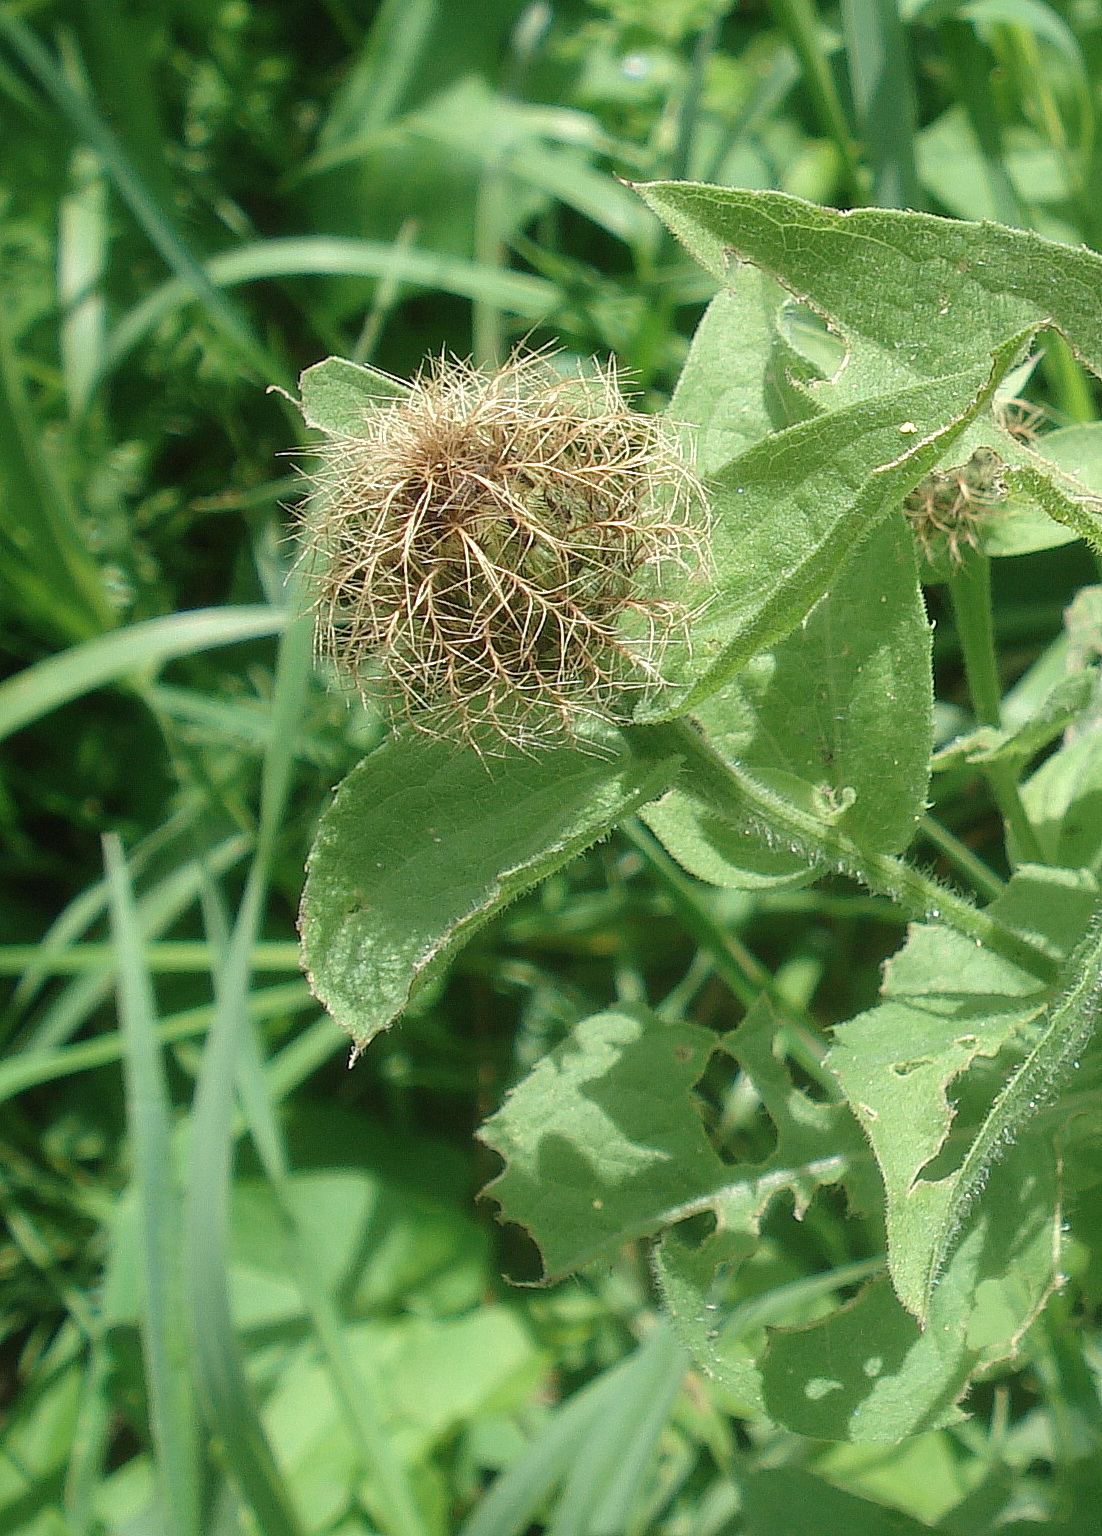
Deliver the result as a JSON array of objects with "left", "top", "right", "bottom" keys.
[{"left": 3, "top": 1, "right": 1102, "bottom": 1533}]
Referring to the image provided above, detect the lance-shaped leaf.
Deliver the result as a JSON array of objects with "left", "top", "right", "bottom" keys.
[
  {"left": 636, "top": 345, "right": 1017, "bottom": 718},
  {"left": 300, "top": 731, "right": 680, "bottom": 1047},
  {"left": 634, "top": 183, "right": 1102, "bottom": 401},
  {"left": 828, "top": 865, "right": 1098, "bottom": 1321}
]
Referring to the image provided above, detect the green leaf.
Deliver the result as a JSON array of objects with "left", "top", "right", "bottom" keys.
[
  {"left": 653, "top": 999, "right": 876, "bottom": 1414},
  {"left": 103, "top": 236, "right": 560, "bottom": 383},
  {"left": 637, "top": 354, "right": 1010, "bottom": 717},
  {"left": 1021, "top": 720, "right": 1102, "bottom": 868},
  {"left": 643, "top": 515, "right": 932, "bottom": 886},
  {"left": 300, "top": 732, "right": 680, "bottom": 1048},
  {"left": 828, "top": 865, "right": 1098, "bottom": 1321},
  {"left": 740, "top": 1466, "right": 931, "bottom": 1534},
  {"left": 933, "top": 669, "right": 1095, "bottom": 772},
  {"left": 633, "top": 183, "right": 1102, "bottom": 402},
  {"left": 104, "top": 837, "right": 201, "bottom": 1536},
  {"left": 666, "top": 281, "right": 779, "bottom": 472},
  {"left": 478, "top": 1006, "right": 725, "bottom": 1279},
  {"left": 298, "top": 355, "right": 410, "bottom": 435},
  {"left": 0, "top": 606, "right": 285, "bottom": 745},
  {"left": 760, "top": 1132, "right": 1059, "bottom": 1441}
]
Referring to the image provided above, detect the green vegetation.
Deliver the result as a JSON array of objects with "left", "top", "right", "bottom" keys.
[{"left": 4, "top": 3, "right": 1102, "bottom": 1534}]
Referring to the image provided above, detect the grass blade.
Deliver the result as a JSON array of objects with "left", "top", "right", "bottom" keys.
[
  {"left": 234, "top": 1015, "right": 430, "bottom": 1536},
  {"left": 15, "top": 833, "right": 251, "bottom": 1054},
  {"left": 58, "top": 145, "right": 109, "bottom": 418},
  {"left": 104, "top": 833, "right": 202, "bottom": 1536},
  {"left": 840, "top": 0, "right": 921, "bottom": 207},
  {"left": 766, "top": 0, "right": 866, "bottom": 203},
  {"left": 458, "top": 1358, "right": 644, "bottom": 1536},
  {"left": 0, "top": 10, "right": 277, "bottom": 385},
  {"left": 183, "top": 578, "right": 314, "bottom": 1536},
  {"left": 102, "top": 235, "right": 560, "bottom": 384},
  {"left": 547, "top": 1323, "right": 686, "bottom": 1536},
  {"left": 0, "top": 983, "right": 314, "bottom": 1108},
  {"left": 0, "top": 605, "right": 285, "bottom": 745},
  {"left": 0, "top": 299, "right": 113, "bottom": 643}
]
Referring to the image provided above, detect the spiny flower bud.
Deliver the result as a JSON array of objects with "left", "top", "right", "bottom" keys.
[
  {"left": 904, "top": 445, "right": 1007, "bottom": 564},
  {"left": 303, "top": 351, "right": 707, "bottom": 752}
]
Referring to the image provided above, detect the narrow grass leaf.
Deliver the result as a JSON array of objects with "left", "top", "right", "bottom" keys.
[
  {"left": 183, "top": 590, "right": 314, "bottom": 1536},
  {"left": 840, "top": 0, "right": 921, "bottom": 208},
  {"left": 16, "top": 833, "right": 250, "bottom": 1054},
  {"left": 0, "top": 299, "right": 114, "bottom": 643},
  {"left": 103, "top": 237, "right": 560, "bottom": 384},
  {"left": 0, "top": 10, "right": 277, "bottom": 384},
  {"left": 459, "top": 1365, "right": 633, "bottom": 1536},
  {"left": 0, "top": 983, "right": 314, "bottom": 1107},
  {"left": 234, "top": 1016, "right": 429, "bottom": 1536},
  {"left": 104, "top": 834, "right": 201, "bottom": 1536},
  {"left": 546, "top": 1323, "right": 686, "bottom": 1536},
  {"left": 0, "top": 606, "right": 285, "bottom": 744}
]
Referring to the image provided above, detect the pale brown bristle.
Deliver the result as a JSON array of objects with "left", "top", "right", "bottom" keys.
[
  {"left": 301, "top": 352, "right": 708, "bottom": 752},
  {"left": 904, "top": 446, "right": 1008, "bottom": 565}
]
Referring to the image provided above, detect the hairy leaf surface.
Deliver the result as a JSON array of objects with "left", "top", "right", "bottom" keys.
[
  {"left": 829, "top": 866, "right": 1098, "bottom": 1320},
  {"left": 300, "top": 733, "right": 679, "bottom": 1046},
  {"left": 643, "top": 515, "right": 931, "bottom": 886}
]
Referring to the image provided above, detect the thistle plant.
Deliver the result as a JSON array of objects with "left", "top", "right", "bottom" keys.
[
  {"left": 303, "top": 352, "right": 706, "bottom": 750},
  {"left": 300, "top": 187, "right": 1102, "bottom": 1465}
]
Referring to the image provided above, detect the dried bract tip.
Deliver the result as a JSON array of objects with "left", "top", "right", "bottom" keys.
[
  {"left": 302, "top": 352, "right": 707, "bottom": 751},
  {"left": 904, "top": 446, "right": 1008, "bottom": 565}
]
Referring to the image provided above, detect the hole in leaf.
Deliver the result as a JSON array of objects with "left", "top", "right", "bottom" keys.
[{"left": 890, "top": 1057, "right": 933, "bottom": 1077}]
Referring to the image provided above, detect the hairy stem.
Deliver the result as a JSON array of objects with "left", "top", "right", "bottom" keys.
[
  {"left": 918, "top": 811, "right": 1006, "bottom": 903},
  {"left": 636, "top": 718, "right": 1059, "bottom": 985}
]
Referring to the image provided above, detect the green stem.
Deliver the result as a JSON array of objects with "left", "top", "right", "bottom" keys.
[
  {"left": 765, "top": 0, "right": 867, "bottom": 205},
  {"left": 641, "top": 719, "right": 1059, "bottom": 986},
  {"left": 623, "top": 818, "right": 837, "bottom": 1096},
  {"left": 948, "top": 546, "right": 1047, "bottom": 866},
  {"left": 918, "top": 812, "right": 1006, "bottom": 903},
  {"left": 669, "top": 7, "right": 727, "bottom": 182}
]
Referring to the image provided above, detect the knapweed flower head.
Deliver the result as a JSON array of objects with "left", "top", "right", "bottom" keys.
[
  {"left": 903, "top": 445, "right": 1008, "bottom": 564},
  {"left": 303, "top": 351, "right": 707, "bottom": 751}
]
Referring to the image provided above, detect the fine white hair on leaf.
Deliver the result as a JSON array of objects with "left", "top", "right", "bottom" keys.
[{"left": 300, "top": 350, "right": 708, "bottom": 753}]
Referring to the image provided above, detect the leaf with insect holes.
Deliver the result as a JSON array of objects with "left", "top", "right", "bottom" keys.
[
  {"left": 761, "top": 1129, "right": 1059, "bottom": 1442},
  {"left": 478, "top": 1006, "right": 727, "bottom": 1279},
  {"left": 634, "top": 184, "right": 1102, "bottom": 402},
  {"left": 653, "top": 998, "right": 876, "bottom": 1418},
  {"left": 829, "top": 865, "right": 1098, "bottom": 1322},
  {"left": 642, "top": 513, "right": 932, "bottom": 887},
  {"left": 635, "top": 184, "right": 1102, "bottom": 558},
  {"left": 636, "top": 341, "right": 1022, "bottom": 719},
  {"left": 300, "top": 730, "right": 680, "bottom": 1048}
]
